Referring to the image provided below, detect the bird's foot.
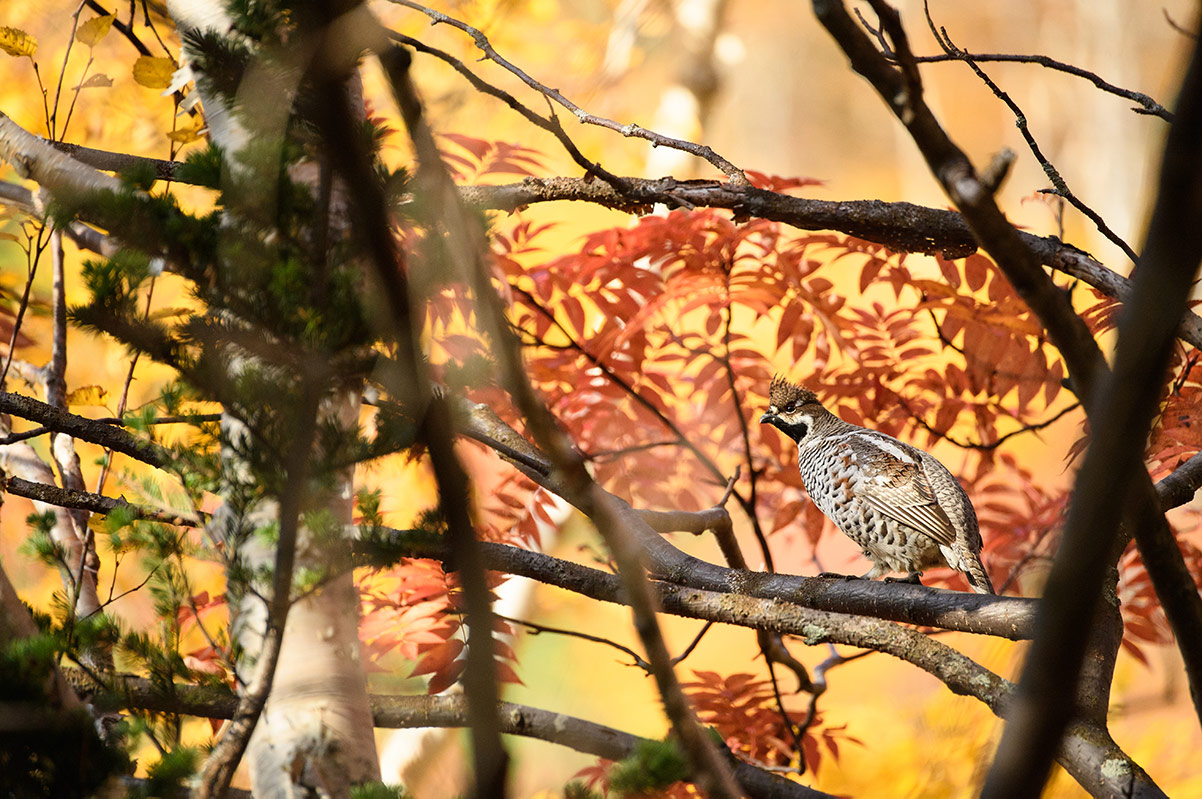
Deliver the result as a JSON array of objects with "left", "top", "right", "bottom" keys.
[{"left": 883, "top": 572, "right": 924, "bottom": 586}]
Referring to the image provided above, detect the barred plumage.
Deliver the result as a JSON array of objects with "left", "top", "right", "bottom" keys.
[{"left": 760, "top": 375, "right": 994, "bottom": 593}]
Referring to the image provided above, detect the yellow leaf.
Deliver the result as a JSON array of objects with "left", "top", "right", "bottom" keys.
[
  {"left": 81, "top": 73, "right": 113, "bottom": 89},
  {"left": 0, "top": 26, "right": 37, "bottom": 58},
  {"left": 75, "top": 13, "right": 115, "bottom": 48},
  {"left": 66, "top": 385, "right": 110, "bottom": 407},
  {"left": 0, "top": 232, "right": 19, "bottom": 243},
  {"left": 133, "top": 56, "right": 176, "bottom": 89},
  {"left": 166, "top": 125, "right": 204, "bottom": 144}
]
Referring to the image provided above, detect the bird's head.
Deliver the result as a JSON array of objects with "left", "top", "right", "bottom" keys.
[{"left": 760, "top": 375, "right": 824, "bottom": 443}]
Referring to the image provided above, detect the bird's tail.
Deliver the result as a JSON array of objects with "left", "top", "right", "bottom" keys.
[{"left": 962, "top": 552, "right": 995, "bottom": 595}]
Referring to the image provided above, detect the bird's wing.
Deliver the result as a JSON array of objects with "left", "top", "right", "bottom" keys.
[{"left": 854, "top": 439, "right": 958, "bottom": 548}]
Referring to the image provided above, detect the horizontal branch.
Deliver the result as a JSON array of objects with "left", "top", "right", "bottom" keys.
[
  {"left": 81, "top": 671, "right": 832, "bottom": 799},
  {"left": 50, "top": 140, "right": 181, "bottom": 181},
  {"left": 3, "top": 475, "right": 199, "bottom": 527},
  {"left": 454, "top": 400, "right": 1038, "bottom": 639},
  {"left": 0, "top": 111, "right": 124, "bottom": 197},
  {"left": 6, "top": 115, "right": 1200, "bottom": 352},
  {"left": 1155, "top": 450, "right": 1202, "bottom": 511},
  {"left": 471, "top": 536, "right": 1030, "bottom": 639},
  {"left": 461, "top": 177, "right": 1202, "bottom": 350}
]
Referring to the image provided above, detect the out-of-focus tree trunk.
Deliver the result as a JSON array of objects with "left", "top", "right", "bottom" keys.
[
  {"left": 224, "top": 393, "right": 379, "bottom": 797},
  {"left": 642, "top": 0, "right": 730, "bottom": 178},
  {"left": 167, "top": 1, "right": 380, "bottom": 792}
]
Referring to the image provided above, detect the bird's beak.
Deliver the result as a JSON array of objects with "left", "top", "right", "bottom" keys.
[{"left": 760, "top": 412, "right": 775, "bottom": 424}]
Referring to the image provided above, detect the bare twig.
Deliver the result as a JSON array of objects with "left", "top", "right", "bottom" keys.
[
  {"left": 920, "top": 4, "right": 1139, "bottom": 264},
  {"left": 854, "top": 4, "right": 1172, "bottom": 121},
  {"left": 1164, "top": 8, "right": 1198, "bottom": 39},
  {"left": 911, "top": 50, "right": 1170, "bottom": 120},
  {"left": 720, "top": 281, "right": 774, "bottom": 569},
  {"left": 389, "top": 31, "right": 629, "bottom": 191},
  {"left": 498, "top": 612, "right": 651, "bottom": 670},
  {"left": 901, "top": 397, "right": 1081, "bottom": 451},
  {"left": 670, "top": 620, "right": 714, "bottom": 666},
  {"left": 388, "top": 0, "right": 748, "bottom": 183}
]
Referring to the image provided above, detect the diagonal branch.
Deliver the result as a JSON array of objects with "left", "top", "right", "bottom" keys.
[
  {"left": 977, "top": 9, "right": 1202, "bottom": 798},
  {"left": 378, "top": 33, "right": 744, "bottom": 799},
  {"left": 307, "top": 24, "right": 511, "bottom": 796}
]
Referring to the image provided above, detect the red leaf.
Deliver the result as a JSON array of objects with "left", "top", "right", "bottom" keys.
[{"left": 410, "top": 638, "right": 465, "bottom": 677}]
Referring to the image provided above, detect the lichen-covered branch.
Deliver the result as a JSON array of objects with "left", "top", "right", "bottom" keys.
[{"left": 0, "top": 391, "right": 169, "bottom": 468}]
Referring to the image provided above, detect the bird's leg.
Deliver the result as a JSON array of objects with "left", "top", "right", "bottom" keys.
[{"left": 861, "top": 563, "right": 889, "bottom": 581}]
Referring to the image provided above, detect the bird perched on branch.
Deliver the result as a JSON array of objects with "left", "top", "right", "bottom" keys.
[{"left": 760, "top": 375, "right": 994, "bottom": 594}]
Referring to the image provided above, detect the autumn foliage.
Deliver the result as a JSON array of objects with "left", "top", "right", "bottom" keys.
[{"left": 2, "top": 1, "right": 1202, "bottom": 797}]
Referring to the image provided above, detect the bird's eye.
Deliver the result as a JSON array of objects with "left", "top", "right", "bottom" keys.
[{"left": 786, "top": 401, "right": 799, "bottom": 412}]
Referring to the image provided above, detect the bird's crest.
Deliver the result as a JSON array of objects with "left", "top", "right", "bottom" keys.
[{"left": 768, "top": 374, "right": 818, "bottom": 409}]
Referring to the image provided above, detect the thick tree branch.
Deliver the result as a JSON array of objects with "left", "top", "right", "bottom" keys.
[
  {"left": 0, "top": 391, "right": 170, "bottom": 468},
  {"left": 1156, "top": 451, "right": 1202, "bottom": 511},
  {"left": 49, "top": 140, "right": 180, "bottom": 181},
  {"left": 9, "top": 120, "right": 1202, "bottom": 354},
  {"left": 376, "top": 534, "right": 1159, "bottom": 798},
  {"left": 454, "top": 398, "right": 1037, "bottom": 639},
  {"left": 461, "top": 177, "right": 1202, "bottom": 352}
]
